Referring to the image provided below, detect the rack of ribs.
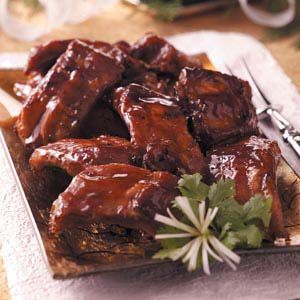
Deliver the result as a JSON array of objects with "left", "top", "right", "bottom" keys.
[{"left": 12, "top": 33, "right": 287, "bottom": 243}]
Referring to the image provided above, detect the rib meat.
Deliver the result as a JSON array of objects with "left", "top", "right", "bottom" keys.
[
  {"left": 30, "top": 136, "right": 141, "bottom": 176},
  {"left": 16, "top": 40, "right": 123, "bottom": 148},
  {"left": 24, "top": 38, "right": 148, "bottom": 90},
  {"left": 113, "top": 84, "right": 204, "bottom": 175},
  {"left": 124, "top": 71, "right": 176, "bottom": 96},
  {"left": 49, "top": 163, "right": 179, "bottom": 235},
  {"left": 131, "top": 32, "right": 203, "bottom": 75},
  {"left": 25, "top": 39, "right": 112, "bottom": 76},
  {"left": 206, "top": 135, "right": 284, "bottom": 237},
  {"left": 14, "top": 73, "right": 42, "bottom": 102},
  {"left": 176, "top": 68, "right": 258, "bottom": 149}
]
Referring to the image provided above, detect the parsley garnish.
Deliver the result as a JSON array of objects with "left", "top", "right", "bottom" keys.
[{"left": 153, "top": 173, "right": 272, "bottom": 274}]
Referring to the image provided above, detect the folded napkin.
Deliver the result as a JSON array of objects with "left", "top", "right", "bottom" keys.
[{"left": 1, "top": 31, "right": 300, "bottom": 300}]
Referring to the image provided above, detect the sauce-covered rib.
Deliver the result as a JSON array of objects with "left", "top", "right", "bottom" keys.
[
  {"left": 113, "top": 83, "right": 204, "bottom": 175},
  {"left": 17, "top": 40, "right": 123, "bottom": 148},
  {"left": 25, "top": 39, "right": 73, "bottom": 76},
  {"left": 49, "top": 164, "right": 179, "bottom": 235},
  {"left": 131, "top": 32, "right": 202, "bottom": 75},
  {"left": 30, "top": 136, "right": 141, "bottom": 176},
  {"left": 206, "top": 136, "right": 284, "bottom": 237},
  {"left": 176, "top": 68, "right": 258, "bottom": 149},
  {"left": 25, "top": 39, "right": 112, "bottom": 76}
]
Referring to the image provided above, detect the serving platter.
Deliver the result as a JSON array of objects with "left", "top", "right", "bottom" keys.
[
  {"left": 0, "top": 79, "right": 300, "bottom": 279},
  {"left": 1, "top": 32, "right": 300, "bottom": 280}
]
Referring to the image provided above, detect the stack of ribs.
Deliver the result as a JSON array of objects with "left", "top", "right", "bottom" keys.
[{"left": 15, "top": 32, "right": 284, "bottom": 238}]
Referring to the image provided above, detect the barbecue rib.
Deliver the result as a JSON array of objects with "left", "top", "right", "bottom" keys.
[
  {"left": 131, "top": 32, "right": 203, "bottom": 75},
  {"left": 30, "top": 136, "right": 141, "bottom": 176},
  {"left": 16, "top": 40, "right": 123, "bottom": 148},
  {"left": 113, "top": 83, "right": 204, "bottom": 175},
  {"left": 14, "top": 73, "right": 42, "bottom": 102},
  {"left": 176, "top": 68, "right": 258, "bottom": 149},
  {"left": 25, "top": 39, "right": 112, "bottom": 76},
  {"left": 49, "top": 163, "right": 179, "bottom": 235},
  {"left": 206, "top": 136, "right": 284, "bottom": 237},
  {"left": 25, "top": 38, "right": 147, "bottom": 81}
]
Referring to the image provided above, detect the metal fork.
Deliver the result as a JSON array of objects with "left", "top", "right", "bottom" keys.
[{"left": 223, "top": 59, "right": 300, "bottom": 158}]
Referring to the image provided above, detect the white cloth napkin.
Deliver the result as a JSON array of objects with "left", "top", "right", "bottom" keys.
[{"left": 1, "top": 31, "right": 300, "bottom": 300}]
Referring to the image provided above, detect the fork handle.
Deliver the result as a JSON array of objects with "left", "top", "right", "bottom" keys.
[
  {"left": 283, "top": 128, "right": 300, "bottom": 157},
  {"left": 261, "top": 108, "right": 300, "bottom": 157},
  {"left": 266, "top": 108, "right": 290, "bottom": 131}
]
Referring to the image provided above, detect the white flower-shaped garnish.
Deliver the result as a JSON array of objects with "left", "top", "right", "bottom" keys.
[{"left": 154, "top": 196, "right": 241, "bottom": 275}]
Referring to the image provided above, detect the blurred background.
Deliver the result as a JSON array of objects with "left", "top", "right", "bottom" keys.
[{"left": 0, "top": 1, "right": 299, "bottom": 43}]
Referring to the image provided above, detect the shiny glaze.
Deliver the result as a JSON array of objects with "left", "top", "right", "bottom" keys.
[
  {"left": 30, "top": 135, "right": 141, "bottom": 176},
  {"left": 14, "top": 73, "right": 42, "bottom": 102},
  {"left": 131, "top": 32, "right": 203, "bottom": 75},
  {"left": 112, "top": 40, "right": 132, "bottom": 54},
  {"left": 25, "top": 39, "right": 73, "bottom": 76},
  {"left": 124, "top": 71, "right": 176, "bottom": 97},
  {"left": 18, "top": 39, "right": 78, "bottom": 102},
  {"left": 19, "top": 33, "right": 204, "bottom": 108},
  {"left": 49, "top": 163, "right": 179, "bottom": 235},
  {"left": 17, "top": 40, "right": 123, "bottom": 148},
  {"left": 113, "top": 84, "right": 204, "bottom": 175},
  {"left": 107, "top": 46, "right": 147, "bottom": 81},
  {"left": 176, "top": 68, "right": 258, "bottom": 149},
  {"left": 25, "top": 37, "right": 150, "bottom": 86},
  {"left": 25, "top": 39, "right": 112, "bottom": 76},
  {"left": 207, "top": 136, "right": 284, "bottom": 237}
]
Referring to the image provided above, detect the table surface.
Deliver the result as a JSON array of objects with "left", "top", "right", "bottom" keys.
[{"left": 1, "top": 3, "right": 300, "bottom": 300}]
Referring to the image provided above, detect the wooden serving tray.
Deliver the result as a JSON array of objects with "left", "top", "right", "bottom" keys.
[{"left": 1, "top": 66, "right": 300, "bottom": 279}]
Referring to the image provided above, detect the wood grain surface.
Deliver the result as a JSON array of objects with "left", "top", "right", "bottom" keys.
[{"left": 1, "top": 2, "right": 300, "bottom": 299}]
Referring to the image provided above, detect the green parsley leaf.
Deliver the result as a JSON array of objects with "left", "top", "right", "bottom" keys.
[
  {"left": 239, "top": 224, "right": 264, "bottom": 248},
  {"left": 220, "top": 230, "right": 240, "bottom": 249},
  {"left": 213, "top": 198, "right": 244, "bottom": 230},
  {"left": 243, "top": 195, "right": 272, "bottom": 227},
  {"left": 208, "top": 179, "right": 235, "bottom": 207},
  {"left": 219, "top": 222, "right": 232, "bottom": 240},
  {"left": 153, "top": 248, "right": 177, "bottom": 260},
  {"left": 222, "top": 224, "right": 263, "bottom": 249},
  {"left": 178, "top": 173, "right": 209, "bottom": 201}
]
